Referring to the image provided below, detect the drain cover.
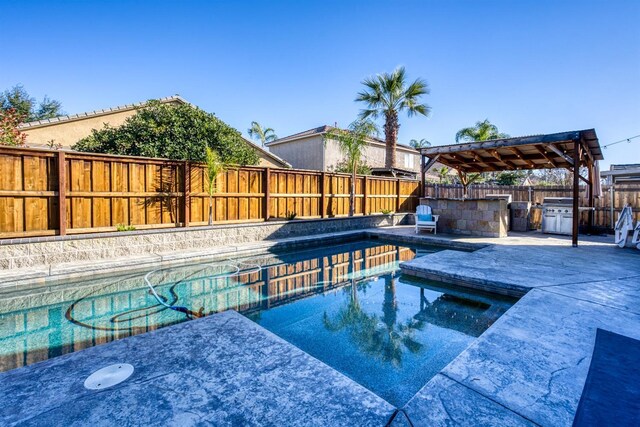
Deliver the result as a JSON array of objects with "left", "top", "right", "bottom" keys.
[{"left": 84, "top": 363, "right": 134, "bottom": 390}]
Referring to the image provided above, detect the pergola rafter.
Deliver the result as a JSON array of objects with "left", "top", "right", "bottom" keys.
[{"left": 419, "top": 129, "right": 603, "bottom": 247}]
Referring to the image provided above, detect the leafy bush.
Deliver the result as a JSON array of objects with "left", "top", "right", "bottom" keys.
[
  {"left": 330, "top": 159, "right": 372, "bottom": 175},
  {"left": 73, "top": 100, "right": 259, "bottom": 165},
  {"left": 116, "top": 224, "right": 136, "bottom": 232},
  {"left": 380, "top": 209, "right": 394, "bottom": 214},
  {"left": 0, "top": 108, "right": 27, "bottom": 146}
]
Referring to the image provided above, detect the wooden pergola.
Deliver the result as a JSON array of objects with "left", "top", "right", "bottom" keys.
[{"left": 419, "top": 129, "right": 603, "bottom": 246}]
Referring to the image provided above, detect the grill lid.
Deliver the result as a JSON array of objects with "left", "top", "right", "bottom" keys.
[{"left": 543, "top": 197, "right": 573, "bottom": 206}]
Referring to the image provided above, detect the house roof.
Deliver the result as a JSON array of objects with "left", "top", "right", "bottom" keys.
[
  {"left": 242, "top": 137, "right": 291, "bottom": 168},
  {"left": 266, "top": 125, "right": 418, "bottom": 152},
  {"left": 18, "top": 95, "right": 189, "bottom": 129},
  {"left": 420, "top": 129, "right": 603, "bottom": 173},
  {"left": 600, "top": 168, "right": 640, "bottom": 177}
]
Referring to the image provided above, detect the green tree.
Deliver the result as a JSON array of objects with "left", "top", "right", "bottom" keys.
[
  {"left": 0, "top": 108, "right": 27, "bottom": 146},
  {"left": 205, "top": 147, "right": 225, "bottom": 225},
  {"left": 247, "top": 121, "right": 277, "bottom": 147},
  {"left": 0, "top": 85, "right": 64, "bottom": 122},
  {"left": 409, "top": 138, "right": 431, "bottom": 149},
  {"left": 325, "top": 119, "right": 378, "bottom": 216},
  {"left": 454, "top": 119, "right": 508, "bottom": 197},
  {"left": 73, "top": 100, "right": 259, "bottom": 165},
  {"left": 356, "top": 67, "right": 430, "bottom": 169},
  {"left": 496, "top": 171, "right": 525, "bottom": 185}
]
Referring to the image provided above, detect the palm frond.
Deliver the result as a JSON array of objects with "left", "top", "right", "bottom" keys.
[{"left": 358, "top": 108, "right": 380, "bottom": 120}]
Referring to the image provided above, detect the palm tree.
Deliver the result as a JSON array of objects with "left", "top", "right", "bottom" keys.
[
  {"left": 454, "top": 120, "right": 508, "bottom": 197},
  {"left": 205, "top": 147, "right": 225, "bottom": 225},
  {"left": 247, "top": 121, "right": 277, "bottom": 147},
  {"left": 356, "top": 67, "right": 430, "bottom": 169},
  {"left": 325, "top": 119, "right": 378, "bottom": 216},
  {"left": 409, "top": 138, "right": 431, "bottom": 149},
  {"left": 435, "top": 166, "right": 450, "bottom": 184},
  {"left": 455, "top": 119, "right": 509, "bottom": 143}
]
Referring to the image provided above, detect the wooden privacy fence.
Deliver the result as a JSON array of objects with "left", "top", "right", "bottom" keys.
[
  {"left": 424, "top": 183, "right": 640, "bottom": 231},
  {"left": 0, "top": 146, "right": 420, "bottom": 239}
]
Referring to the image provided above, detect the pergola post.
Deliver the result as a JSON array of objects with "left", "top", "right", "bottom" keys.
[
  {"left": 587, "top": 160, "right": 595, "bottom": 233},
  {"left": 420, "top": 155, "right": 426, "bottom": 198},
  {"left": 572, "top": 140, "right": 580, "bottom": 247}
]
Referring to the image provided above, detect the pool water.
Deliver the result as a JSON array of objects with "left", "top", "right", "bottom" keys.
[{"left": 0, "top": 238, "right": 515, "bottom": 406}]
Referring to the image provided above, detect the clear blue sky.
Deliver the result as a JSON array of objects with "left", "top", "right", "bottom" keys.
[{"left": 2, "top": 0, "right": 638, "bottom": 168}]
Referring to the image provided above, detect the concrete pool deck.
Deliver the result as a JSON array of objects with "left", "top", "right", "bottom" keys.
[
  {"left": 388, "top": 226, "right": 640, "bottom": 426},
  {"left": 1, "top": 226, "right": 638, "bottom": 426},
  {"left": 0, "top": 310, "right": 396, "bottom": 426}
]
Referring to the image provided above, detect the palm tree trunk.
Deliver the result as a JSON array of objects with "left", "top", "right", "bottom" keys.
[
  {"left": 208, "top": 195, "right": 213, "bottom": 225},
  {"left": 350, "top": 161, "right": 356, "bottom": 216},
  {"left": 384, "top": 110, "right": 399, "bottom": 169}
]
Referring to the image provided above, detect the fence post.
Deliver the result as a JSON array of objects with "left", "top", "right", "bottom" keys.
[
  {"left": 396, "top": 178, "right": 401, "bottom": 212},
  {"left": 363, "top": 176, "right": 368, "bottom": 215},
  {"left": 183, "top": 160, "right": 190, "bottom": 227},
  {"left": 610, "top": 184, "right": 615, "bottom": 229},
  {"left": 320, "top": 172, "right": 326, "bottom": 218},
  {"left": 57, "top": 151, "right": 67, "bottom": 236},
  {"left": 264, "top": 168, "right": 271, "bottom": 221}
]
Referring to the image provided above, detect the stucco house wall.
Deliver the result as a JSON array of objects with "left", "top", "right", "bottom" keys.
[
  {"left": 22, "top": 108, "right": 148, "bottom": 148},
  {"left": 268, "top": 135, "right": 325, "bottom": 171}
]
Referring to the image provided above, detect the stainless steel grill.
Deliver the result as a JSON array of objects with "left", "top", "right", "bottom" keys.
[{"left": 542, "top": 197, "right": 573, "bottom": 235}]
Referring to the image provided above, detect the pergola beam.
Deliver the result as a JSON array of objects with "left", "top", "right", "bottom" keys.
[
  {"left": 507, "top": 147, "right": 537, "bottom": 169},
  {"left": 488, "top": 150, "right": 516, "bottom": 170},
  {"left": 534, "top": 146, "right": 560, "bottom": 168},
  {"left": 548, "top": 144, "right": 574, "bottom": 166}
]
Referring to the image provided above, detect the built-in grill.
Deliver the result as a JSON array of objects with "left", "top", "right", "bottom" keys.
[{"left": 542, "top": 197, "right": 574, "bottom": 235}]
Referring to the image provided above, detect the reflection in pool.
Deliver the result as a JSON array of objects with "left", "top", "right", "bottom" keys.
[{"left": 0, "top": 239, "right": 515, "bottom": 406}]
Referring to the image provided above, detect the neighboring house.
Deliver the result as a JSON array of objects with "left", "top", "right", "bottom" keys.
[
  {"left": 17, "top": 95, "right": 290, "bottom": 168},
  {"left": 600, "top": 163, "right": 640, "bottom": 185},
  {"left": 265, "top": 125, "right": 422, "bottom": 175}
]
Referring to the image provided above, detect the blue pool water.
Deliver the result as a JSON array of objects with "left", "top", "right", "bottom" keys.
[{"left": 0, "top": 238, "right": 514, "bottom": 406}]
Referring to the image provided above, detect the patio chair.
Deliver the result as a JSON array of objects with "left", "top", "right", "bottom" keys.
[
  {"left": 632, "top": 221, "right": 640, "bottom": 250},
  {"left": 614, "top": 205, "right": 633, "bottom": 248},
  {"left": 415, "top": 205, "right": 439, "bottom": 234}
]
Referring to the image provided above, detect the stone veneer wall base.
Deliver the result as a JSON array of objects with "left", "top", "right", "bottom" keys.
[{"left": 0, "top": 214, "right": 410, "bottom": 273}]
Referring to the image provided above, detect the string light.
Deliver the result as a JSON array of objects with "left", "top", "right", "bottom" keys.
[{"left": 603, "top": 134, "right": 640, "bottom": 149}]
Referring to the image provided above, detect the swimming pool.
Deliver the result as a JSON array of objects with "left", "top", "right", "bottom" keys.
[{"left": 0, "top": 238, "right": 515, "bottom": 406}]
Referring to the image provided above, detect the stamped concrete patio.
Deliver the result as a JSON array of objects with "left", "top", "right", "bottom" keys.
[
  {"left": 0, "top": 226, "right": 637, "bottom": 426},
  {"left": 388, "top": 226, "right": 640, "bottom": 426}
]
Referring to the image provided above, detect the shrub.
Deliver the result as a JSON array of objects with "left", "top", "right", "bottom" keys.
[
  {"left": 73, "top": 100, "right": 259, "bottom": 165},
  {"left": 0, "top": 108, "right": 27, "bottom": 146},
  {"left": 116, "top": 224, "right": 136, "bottom": 232}
]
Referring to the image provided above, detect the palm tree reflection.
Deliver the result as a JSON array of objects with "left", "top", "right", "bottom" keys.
[{"left": 322, "top": 256, "right": 424, "bottom": 367}]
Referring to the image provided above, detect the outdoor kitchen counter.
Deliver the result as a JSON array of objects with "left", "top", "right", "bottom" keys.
[{"left": 420, "top": 197, "right": 509, "bottom": 237}]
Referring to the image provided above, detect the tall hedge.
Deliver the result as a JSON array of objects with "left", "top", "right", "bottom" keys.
[{"left": 73, "top": 100, "right": 259, "bottom": 165}]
